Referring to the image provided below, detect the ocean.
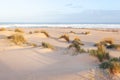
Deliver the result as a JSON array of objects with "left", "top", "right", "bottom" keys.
[{"left": 0, "top": 23, "right": 120, "bottom": 28}]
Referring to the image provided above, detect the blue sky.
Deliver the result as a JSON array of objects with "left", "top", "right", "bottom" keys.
[{"left": 0, "top": 0, "right": 120, "bottom": 23}]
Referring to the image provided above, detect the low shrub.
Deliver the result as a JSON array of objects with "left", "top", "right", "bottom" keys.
[
  {"left": 72, "top": 38, "right": 84, "bottom": 46},
  {"left": 102, "top": 38, "right": 114, "bottom": 44},
  {"left": 81, "top": 31, "right": 90, "bottom": 35},
  {"left": 69, "top": 31, "right": 76, "bottom": 34},
  {"left": 41, "top": 42, "right": 54, "bottom": 49},
  {"left": 100, "top": 59, "right": 120, "bottom": 75},
  {"left": 29, "top": 31, "right": 33, "bottom": 34},
  {"left": 15, "top": 28, "right": 24, "bottom": 33},
  {"left": 34, "top": 30, "right": 40, "bottom": 33},
  {"left": 109, "top": 61, "right": 120, "bottom": 74},
  {"left": 110, "top": 57, "right": 120, "bottom": 62},
  {"left": 59, "top": 34, "right": 70, "bottom": 42},
  {"left": 40, "top": 30, "right": 50, "bottom": 37},
  {"left": 94, "top": 38, "right": 114, "bottom": 48},
  {"left": 97, "top": 44, "right": 106, "bottom": 53},
  {"left": 7, "top": 34, "right": 27, "bottom": 45},
  {"left": 99, "top": 61, "right": 110, "bottom": 69},
  {"left": 85, "top": 31, "right": 90, "bottom": 35},
  {"left": 74, "top": 37, "right": 81, "bottom": 41},
  {"left": 97, "top": 41, "right": 120, "bottom": 50},
  {"left": 68, "top": 39, "right": 85, "bottom": 54},
  {"left": 0, "top": 28, "right": 6, "bottom": 31},
  {"left": 27, "top": 42, "right": 38, "bottom": 47},
  {"left": 89, "top": 44, "right": 110, "bottom": 62}
]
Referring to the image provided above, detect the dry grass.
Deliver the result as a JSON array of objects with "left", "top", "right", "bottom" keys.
[
  {"left": 34, "top": 30, "right": 40, "bottom": 33},
  {"left": 85, "top": 31, "right": 90, "bottom": 35},
  {"left": 107, "top": 44, "right": 120, "bottom": 50},
  {"left": 74, "top": 36, "right": 81, "bottom": 41},
  {"left": 59, "top": 34, "right": 70, "bottom": 42},
  {"left": 94, "top": 38, "right": 114, "bottom": 47},
  {"left": 81, "top": 31, "right": 90, "bottom": 35},
  {"left": 15, "top": 28, "right": 24, "bottom": 33},
  {"left": 7, "top": 34, "right": 27, "bottom": 45},
  {"left": 41, "top": 42, "right": 54, "bottom": 49},
  {"left": 40, "top": 30, "right": 50, "bottom": 37},
  {"left": 97, "top": 44, "right": 106, "bottom": 53},
  {"left": 97, "top": 44, "right": 110, "bottom": 62},
  {"left": 100, "top": 58, "right": 120, "bottom": 75},
  {"left": 94, "top": 38, "right": 120, "bottom": 51},
  {"left": 72, "top": 37, "right": 84, "bottom": 45},
  {"left": 69, "top": 31, "right": 76, "bottom": 34},
  {"left": 33, "top": 30, "right": 50, "bottom": 37},
  {"left": 89, "top": 44, "right": 110, "bottom": 62},
  {"left": 109, "top": 61, "right": 120, "bottom": 75},
  {"left": 0, "top": 28, "right": 6, "bottom": 31},
  {"left": 102, "top": 38, "right": 114, "bottom": 44},
  {"left": 115, "top": 44, "right": 120, "bottom": 50},
  {"left": 27, "top": 42, "right": 38, "bottom": 47},
  {"left": 68, "top": 39, "right": 85, "bottom": 54},
  {"left": 29, "top": 31, "right": 33, "bottom": 34}
]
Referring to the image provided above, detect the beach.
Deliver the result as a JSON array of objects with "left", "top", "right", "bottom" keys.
[{"left": 0, "top": 27, "right": 120, "bottom": 80}]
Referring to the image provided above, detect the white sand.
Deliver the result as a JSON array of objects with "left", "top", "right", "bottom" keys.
[{"left": 0, "top": 28, "right": 120, "bottom": 80}]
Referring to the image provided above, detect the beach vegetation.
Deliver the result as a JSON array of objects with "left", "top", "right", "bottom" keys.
[
  {"left": 0, "top": 28, "right": 6, "bottom": 31},
  {"left": 89, "top": 44, "right": 110, "bottom": 62},
  {"left": 41, "top": 42, "right": 54, "bottom": 49},
  {"left": 29, "top": 31, "right": 33, "bottom": 34},
  {"left": 68, "top": 39, "right": 85, "bottom": 54},
  {"left": 69, "top": 31, "right": 76, "bottom": 34},
  {"left": 100, "top": 57, "right": 120, "bottom": 75},
  {"left": 15, "top": 28, "right": 24, "bottom": 33},
  {"left": 59, "top": 34, "right": 70, "bottom": 42},
  {"left": 40, "top": 30, "right": 50, "bottom": 37},
  {"left": 34, "top": 30, "right": 40, "bottom": 33},
  {"left": 7, "top": 34, "right": 27, "bottom": 45}
]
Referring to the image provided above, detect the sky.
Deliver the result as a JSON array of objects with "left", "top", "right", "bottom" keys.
[{"left": 0, "top": 0, "right": 120, "bottom": 23}]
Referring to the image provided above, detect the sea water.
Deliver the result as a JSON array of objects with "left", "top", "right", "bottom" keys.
[{"left": 0, "top": 23, "right": 120, "bottom": 28}]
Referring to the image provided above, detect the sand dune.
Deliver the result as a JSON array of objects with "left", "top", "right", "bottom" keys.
[{"left": 0, "top": 28, "right": 120, "bottom": 80}]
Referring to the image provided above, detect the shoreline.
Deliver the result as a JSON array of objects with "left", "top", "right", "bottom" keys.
[{"left": 0, "top": 24, "right": 120, "bottom": 28}]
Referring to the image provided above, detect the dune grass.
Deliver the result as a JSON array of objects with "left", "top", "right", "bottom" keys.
[
  {"left": 97, "top": 38, "right": 114, "bottom": 47},
  {"left": 94, "top": 38, "right": 120, "bottom": 50},
  {"left": 33, "top": 30, "right": 50, "bottom": 37},
  {"left": 40, "top": 30, "right": 50, "bottom": 37},
  {"left": 68, "top": 38, "right": 85, "bottom": 54},
  {"left": 102, "top": 38, "right": 114, "bottom": 44},
  {"left": 81, "top": 31, "right": 90, "bottom": 35},
  {"left": 84, "top": 31, "right": 90, "bottom": 35},
  {"left": 97, "top": 44, "right": 106, "bottom": 53},
  {"left": 72, "top": 37, "right": 84, "bottom": 45},
  {"left": 69, "top": 31, "right": 76, "bottom": 34},
  {"left": 95, "top": 39, "right": 120, "bottom": 75},
  {"left": 7, "top": 34, "right": 27, "bottom": 45},
  {"left": 41, "top": 42, "right": 54, "bottom": 49},
  {"left": 106, "top": 44, "right": 120, "bottom": 50},
  {"left": 59, "top": 34, "right": 70, "bottom": 42},
  {"left": 27, "top": 42, "right": 38, "bottom": 47},
  {"left": 34, "top": 30, "right": 40, "bottom": 33},
  {"left": 0, "top": 28, "right": 6, "bottom": 31},
  {"left": 29, "top": 31, "right": 33, "bottom": 34},
  {"left": 100, "top": 57, "right": 120, "bottom": 75},
  {"left": 89, "top": 44, "right": 110, "bottom": 62},
  {"left": 74, "top": 36, "right": 81, "bottom": 41},
  {"left": 15, "top": 28, "right": 24, "bottom": 33}
]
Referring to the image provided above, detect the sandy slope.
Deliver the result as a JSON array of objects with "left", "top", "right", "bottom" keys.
[
  {"left": 0, "top": 48, "right": 98, "bottom": 80},
  {"left": 0, "top": 28, "right": 120, "bottom": 80}
]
